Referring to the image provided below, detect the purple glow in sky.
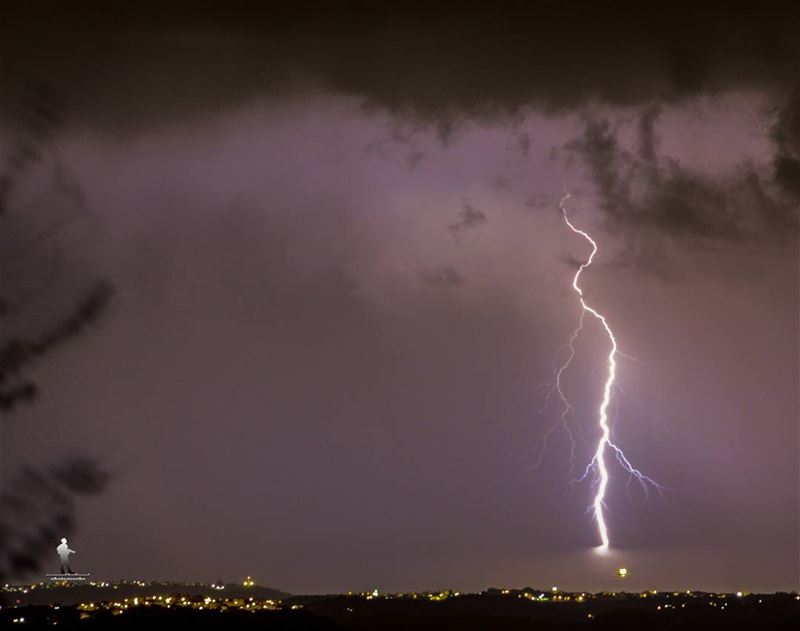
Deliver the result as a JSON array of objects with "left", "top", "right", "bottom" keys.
[{"left": 1, "top": 1, "right": 798, "bottom": 594}]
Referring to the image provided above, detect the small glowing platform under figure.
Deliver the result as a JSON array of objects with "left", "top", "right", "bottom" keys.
[{"left": 46, "top": 573, "right": 91, "bottom": 581}]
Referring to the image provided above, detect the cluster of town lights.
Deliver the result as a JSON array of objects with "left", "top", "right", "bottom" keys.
[{"left": 4, "top": 579, "right": 795, "bottom": 625}]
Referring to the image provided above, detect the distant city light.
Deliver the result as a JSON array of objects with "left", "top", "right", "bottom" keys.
[{"left": 5, "top": 580, "right": 795, "bottom": 625}]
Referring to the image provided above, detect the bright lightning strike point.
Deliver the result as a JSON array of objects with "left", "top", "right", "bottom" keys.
[{"left": 554, "top": 186, "right": 663, "bottom": 552}]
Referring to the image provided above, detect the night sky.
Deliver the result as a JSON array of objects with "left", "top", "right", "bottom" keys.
[{"left": 1, "top": 1, "right": 798, "bottom": 593}]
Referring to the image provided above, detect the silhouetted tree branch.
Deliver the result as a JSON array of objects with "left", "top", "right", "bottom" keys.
[
  {"left": 0, "top": 459, "right": 109, "bottom": 579},
  {"left": 0, "top": 87, "right": 114, "bottom": 585}
]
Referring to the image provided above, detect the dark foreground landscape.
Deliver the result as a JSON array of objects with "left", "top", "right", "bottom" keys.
[{"left": 2, "top": 581, "right": 798, "bottom": 630}]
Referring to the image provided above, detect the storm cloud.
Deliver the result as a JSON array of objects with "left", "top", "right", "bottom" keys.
[
  {"left": 2, "top": 1, "right": 799, "bottom": 128},
  {"left": 1, "top": 0, "right": 797, "bottom": 594},
  {"left": 563, "top": 98, "right": 798, "bottom": 275}
]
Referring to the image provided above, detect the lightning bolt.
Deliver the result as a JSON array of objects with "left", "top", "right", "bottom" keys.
[
  {"left": 531, "top": 310, "right": 584, "bottom": 471},
  {"left": 550, "top": 187, "right": 664, "bottom": 552}
]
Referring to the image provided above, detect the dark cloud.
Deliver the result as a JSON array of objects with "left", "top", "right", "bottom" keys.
[
  {"left": 566, "top": 118, "right": 632, "bottom": 224},
  {"left": 515, "top": 133, "right": 531, "bottom": 158},
  {"left": 637, "top": 104, "right": 662, "bottom": 166},
  {"left": 364, "top": 124, "right": 429, "bottom": 170},
  {"left": 1, "top": 89, "right": 114, "bottom": 410},
  {"left": 567, "top": 103, "right": 798, "bottom": 272},
  {"left": 771, "top": 88, "right": 800, "bottom": 200},
  {"left": 417, "top": 266, "right": 464, "bottom": 289},
  {"left": 524, "top": 194, "right": 549, "bottom": 210},
  {"left": 448, "top": 200, "right": 487, "bottom": 241},
  {"left": 1, "top": 1, "right": 799, "bottom": 130},
  {"left": 740, "top": 164, "right": 799, "bottom": 233}
]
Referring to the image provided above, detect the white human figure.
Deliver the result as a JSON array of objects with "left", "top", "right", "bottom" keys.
[{"left": 56, "top": 538, "right": 76, "bottom": 574}]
